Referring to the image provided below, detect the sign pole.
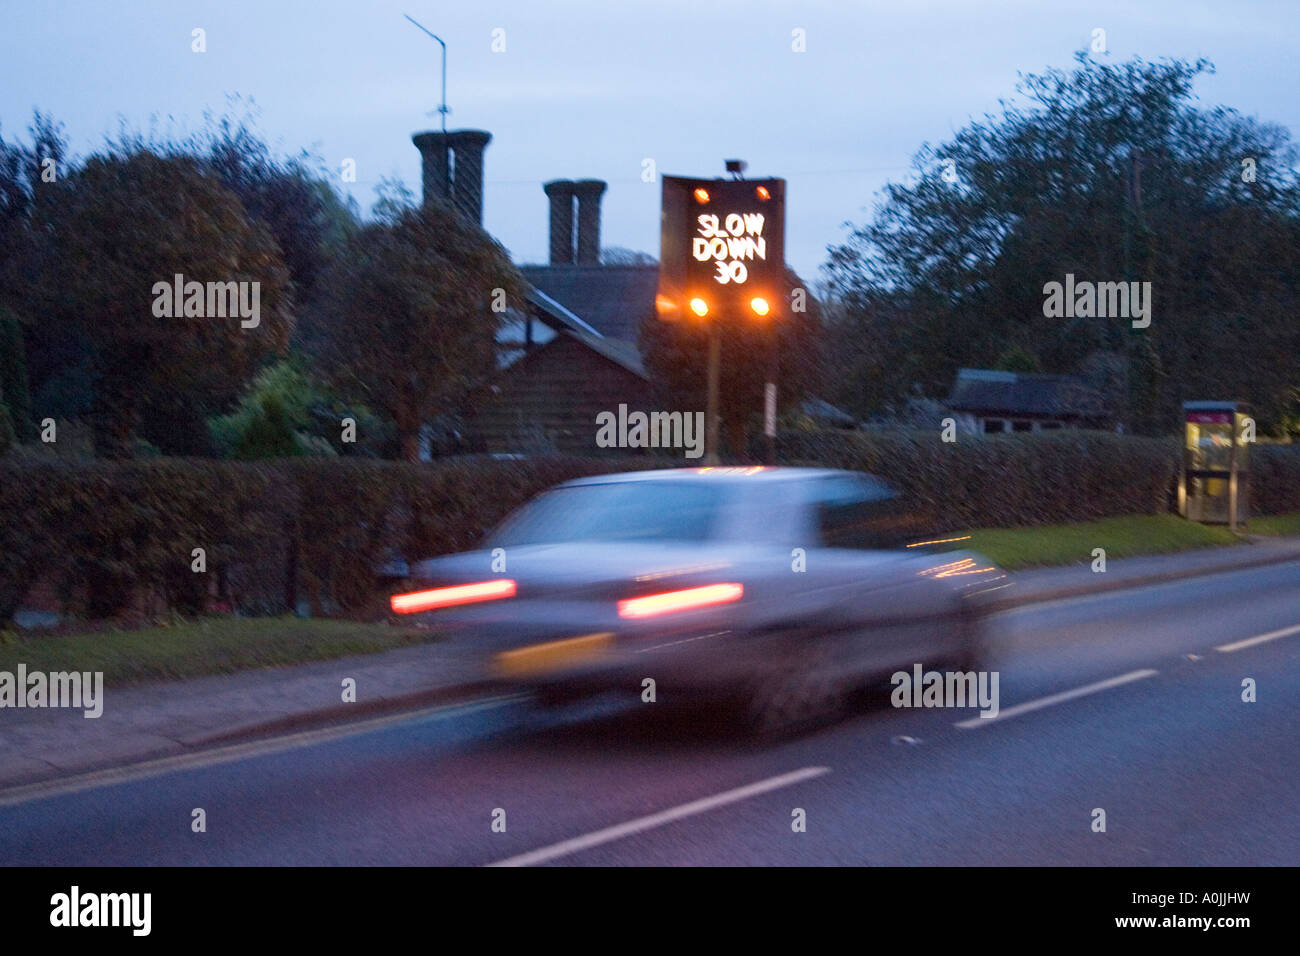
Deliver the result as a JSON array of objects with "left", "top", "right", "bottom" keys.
[
  {"left": 706, "top": 325, "right": 721, "bottom": 465},
  {"left": 764, "top": 327, "right": 777, "bottom": 465}
]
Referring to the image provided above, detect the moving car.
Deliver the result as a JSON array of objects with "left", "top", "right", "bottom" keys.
[{"left": 392, "top": 467, "right": 1007, "bottom": 734}]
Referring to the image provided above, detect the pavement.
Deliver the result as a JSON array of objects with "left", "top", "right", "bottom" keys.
[
  {"left": 0, "top": 638, "right": 495, "bottom": 789},
  {"left": 1, "top": 555, "right": 1298, "bottom": 865},
  {"left": 1, "top": 534, "right": 1298, "bottom": 794}
]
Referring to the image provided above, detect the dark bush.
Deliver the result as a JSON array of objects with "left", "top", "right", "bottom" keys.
[
  {"left": 2, "top": 438, "right": 1295, "bottom": 626},
  {"left": 0, "top": 455, "right": 662, "bottom": 624},
  {"left": 284, "top": 456, "right": 662, "bottom": 614},
  {"left": 776, "top": 429, "right": 1182, "bottom": 528},
  {"left": 0, "top": 460, "right": 289, "bottom": 622},
  {"left": 1252, "top": 445, "right": 1300, "bottom": 517}
]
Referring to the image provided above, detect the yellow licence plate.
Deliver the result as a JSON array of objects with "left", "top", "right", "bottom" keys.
[{"left": 494, "top": 632, "right": 614, "bottom": 677}]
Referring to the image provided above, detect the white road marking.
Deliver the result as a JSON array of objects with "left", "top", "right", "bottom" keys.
[
  {"left": 954, "top": 669, "right": 1159, "bottom": 730},
  {"left": 0, "top": 694, "right": 522, "bottom": 808},
  {"left": 1215, "top": 623, "right": 1300, "bottom": 654},
  {"left": 486, "top": 765, "right": 831, "bottom": 867},
  {"left": 635, "top": 631, "right": 728, "bottom": 653}
]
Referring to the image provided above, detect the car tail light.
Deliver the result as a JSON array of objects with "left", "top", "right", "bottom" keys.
[
  {"left": 617, "top": 583, "right": 743, "bottom": 619},
  {"left": 391, "top": 579, "right": 517, "bottom": 614}
]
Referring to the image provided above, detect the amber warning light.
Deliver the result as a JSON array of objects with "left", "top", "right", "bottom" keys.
[{"left": 391, "top": 579, "right": 517, "bottom": 613}]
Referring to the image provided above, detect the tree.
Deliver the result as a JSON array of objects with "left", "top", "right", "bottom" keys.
[
  {"left": 0, "top": 398, "right": 13, "bottom": 456},
  {"left": 639, "top": 267, "right": 823, "bottom": 457},
  {"left": 318, "top": 194, "right": 525, "bottom": 461},
  {"left": 0, "top": 307, "right": 34, "bottom": 442},
  {"left": 995, "top": 345, "right": 1042, "bottom": 374},
  {"left": 209, "top": 359, "right": 341, "bottom": 458},
  {"left": 28, "top": 149, "right": 293, "bottom": 456},
  {"left": 826, "top": 54, "right": 1300, "bottom": 434},
  {"left": 1, "top": 113, "right": 76, "bottom": 437},
  {"left": 195, "top": 105, "right": 360, "bottom": 345},
  {"left": 0, "top": 111, "right": 67, "bottom": 309},
  {"left": 231, "top": 393, "right": 301, "bottom": 459}
]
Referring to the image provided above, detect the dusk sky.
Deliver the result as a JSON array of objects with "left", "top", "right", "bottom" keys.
[{"left": 3, "top": 0, "right": 1297, "bottom": 280}]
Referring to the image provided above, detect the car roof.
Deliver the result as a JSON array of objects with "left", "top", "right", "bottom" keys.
[{"left": 559, "top": 466, "right": 869, "bottom": 488}]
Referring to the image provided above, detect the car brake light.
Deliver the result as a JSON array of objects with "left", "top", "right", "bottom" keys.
[
  {"left": 617, "top": 583, "right": 743, "bottom": 619},
  {"left": 391, "top": 579, "right": 517, "bottom": 614}
]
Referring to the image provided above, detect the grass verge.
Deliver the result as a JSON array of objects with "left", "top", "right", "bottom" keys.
[
  {"left": 0, "top": 617, "right": 436, "bottom": 686},
  {"left": 1246, "top": 512, "right": 1300, "bottom": 536},
  {"left": 964, "top": 514, "right": 1242, "bottom": 571}
]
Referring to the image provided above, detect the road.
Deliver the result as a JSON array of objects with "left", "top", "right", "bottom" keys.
[{"left": 2, "top": 560, "right": 1298, "bottom": 866}]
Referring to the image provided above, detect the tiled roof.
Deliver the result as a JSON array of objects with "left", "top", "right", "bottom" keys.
[
  {"left": 521, "top": 285, "right": 648, "bottom": 379},
  {"left": 520, "top": 264, "right": 659, "bottom": 342},
  {"left": 947, "top": 368, "right": 1108, "bottom": 417}
]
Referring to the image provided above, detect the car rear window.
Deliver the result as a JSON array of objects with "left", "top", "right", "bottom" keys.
[
  {"left": 811, "top": 474, "right": 914, "bottom": 549},
  {"left": 487, "top": 481, "right": 723, "bottom": 546}
]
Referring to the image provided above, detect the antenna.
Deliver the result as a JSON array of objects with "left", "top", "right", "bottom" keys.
[{"left": 404, "top": 14, "right": 449, "bottom": 133}]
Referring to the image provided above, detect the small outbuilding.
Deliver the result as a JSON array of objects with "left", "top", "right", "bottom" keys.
[{"left": 946, "top": 368, "right": 1114, "bottom": 435}]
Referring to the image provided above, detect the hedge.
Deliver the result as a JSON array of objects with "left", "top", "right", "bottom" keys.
[
  {"left": 0, "top": 456, "right": 662, "bottom": 624},
  {"left": 775, "top": 429, "right": 1182, "bottom": 528},
  {"left": 3, "top": 436, "right": 1297, "bottom": 625},
  {"left": 0, "top": 461, "right": 290, "bottom": 624},
  {"left": 1252, "top": 445, "right": 1300, "bottom": 516}
]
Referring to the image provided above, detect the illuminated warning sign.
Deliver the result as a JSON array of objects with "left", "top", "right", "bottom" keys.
[{"left": 658, "top": 175, "right": 785, "bottom": 320}]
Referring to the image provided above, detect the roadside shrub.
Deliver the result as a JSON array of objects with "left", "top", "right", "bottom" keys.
[
  {"left": 1252, "top": 445, "right": 1300, "bottom": 516},
  {"left": 0, "top": 460, "right": 289, "bottom": 622},
  {"left": 0, "top": 455, "right": 665, "bottom": 624},
  {"left": 0, "top": 400, "right": 14, "bottom": 456},
  {"left": 4, "top": 437, "right": 1295, "bottom": 627},
  {"left": 777, "top": 429, "right": 1181, "bottom": 527},
  {"left": 286, "top": 456, "right": 663, "bottom": 613}
]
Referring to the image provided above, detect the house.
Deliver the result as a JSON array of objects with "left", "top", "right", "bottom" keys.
[
  {"left": 409, "top": 131, "right": 657, "bottom": 454},
  {"left": 947, "top": 368, "right": 1114, "bottom": 435},
  {"left": 474, "top": 178, "right": 662, "bottom": 454},
  {"left": 409, "top": 127, "right": 833, "bottom": 455},
  {"left": 471, "top": 273, "right": 657, "bottom": 454}
]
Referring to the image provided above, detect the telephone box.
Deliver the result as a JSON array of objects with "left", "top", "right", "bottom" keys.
[{"left": 1178, "top": 401, "right": 1250, "bottom": 529}]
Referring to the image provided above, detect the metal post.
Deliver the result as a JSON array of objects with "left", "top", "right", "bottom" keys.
[
  {"left": 404, "top": 14, "right": 449, "bottom": 134},
  {"left": 1229, "top": 422, "right": 1239, "bottom": 532},
  {"left": 706, "top": 326, "right": 720, "bottom": 465},
  {"left": 764, "top": 319, "right": 778, "bottom": 465}
]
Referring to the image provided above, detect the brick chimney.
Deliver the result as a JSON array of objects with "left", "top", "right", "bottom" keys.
[
  {"left": 572, "top": 179, "right": 606, "bottom": 265},
  {"left": 411, "top": 129, "right": 492, "bottom": 224},
  {"left": 543, "top": 179, "right": 575, "bottom": 265}
]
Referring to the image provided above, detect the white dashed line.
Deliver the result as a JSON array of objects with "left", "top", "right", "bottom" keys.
[
  {"left": 486, "top": 765, "right": 831, "bottom": 867},
  {"left": 1215, "top": 623, "right": 1300, "bottom": 654},
  {"left": 954, "top": 669, "right": 1159, "bottom": 729}
]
